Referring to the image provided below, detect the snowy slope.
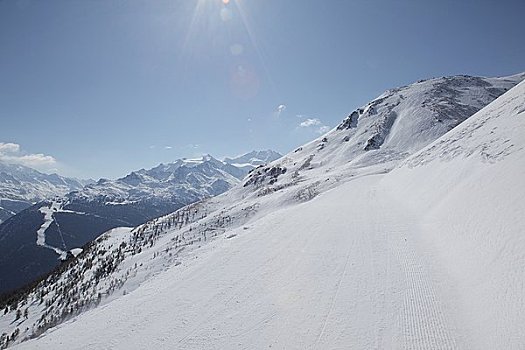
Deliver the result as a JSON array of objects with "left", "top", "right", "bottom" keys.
[
  {"left": 245, "top": 73, "right": 524, "bottom": 187},
  {"left": 1, "top": 74, "right": 524, "bottom": 349},
  {"left": 0, "top": 163, "right": 90, "bottom": 223},
  {"left": 381, "top": 79, "right": 525, "bottom": 348}
]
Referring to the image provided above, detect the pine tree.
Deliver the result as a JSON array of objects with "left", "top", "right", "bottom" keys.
[{"left": 15, "top": 309, "right": 21, "bottom": 321}]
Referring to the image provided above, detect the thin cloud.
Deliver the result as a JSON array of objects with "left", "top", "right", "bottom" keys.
[
  {"left": 317, "top": 125, "right": 331, "bottom": 134},
  {"left": 300, "top": 118, "right": 322, "bottom": 127},
  {"left": 275, "top": 104, "right": 286, "bottom": 117},
  {"left": 0, "top": 142, "right": 20, "bottom": 153},
  {"left": 0, "top": 142, "right": 59, "bottom": 172},
  {"left": 298, "top": 117, "right": 331, "bottom": 134}
]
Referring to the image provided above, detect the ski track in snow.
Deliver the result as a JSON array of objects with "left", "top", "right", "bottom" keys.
[
  {"left": 385, "top": 202, "right": 457, "bottom": 350},
  {"left": 35, "top": 200, "right": 94, "bottom": 259},
  {"left": 313, "top": 247, "right": 351, "bottom": 348},
  {"left": 35, "top": 201, "right": 72, "bottom": 259}
]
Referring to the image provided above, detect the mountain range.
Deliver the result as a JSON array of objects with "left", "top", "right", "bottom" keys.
[{"left": 0, "top": 151, "right": 281, "bottom": 296}]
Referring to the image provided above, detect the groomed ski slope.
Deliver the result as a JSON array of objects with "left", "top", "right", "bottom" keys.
[
  {"left": 17, "top": 174, "right": 455, "bottom": 349},
  {"left": 14, "top": 80, "right": 525, "bottom": 349}
]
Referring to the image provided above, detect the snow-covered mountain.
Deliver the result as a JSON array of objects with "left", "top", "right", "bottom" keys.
[
  {"left": 1, "top": 73, "right": 524, "bottom": 349},
  {"left": 0, "top": 152, "right": 277, "bottom": 296},
  {"left": 224, "top": 150, "right": 282, "bottom": 171},
  {"left": 0, "top": 163, "right": 90, "bottom": 223},
  {"left": 70, "top": 154, "right": 246, "bottom": 205}
]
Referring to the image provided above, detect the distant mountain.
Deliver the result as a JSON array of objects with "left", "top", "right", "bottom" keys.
[
  {"left": 0, "top": 162, "right": 91, "bottom": 223},
  {"left": 224, "top": 150, "right": 282, "bottom": 171},
  {"left": 2, "top": 74, "right": 524, "bottom": 349},
  {"left": 72, "top": 154, "right": 246, "bottom": 205},
  {"left": 0, "top": 152, "right": 278, "bottom": 295}
]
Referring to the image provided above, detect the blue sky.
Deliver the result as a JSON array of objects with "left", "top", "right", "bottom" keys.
[{"left": 1, "top": 0, "right": 524, "bottom": 179}]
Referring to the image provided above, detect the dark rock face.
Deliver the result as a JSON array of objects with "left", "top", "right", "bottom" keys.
[
  {"left": 337, "top": 110, "right": 360, "bottom": 130},
  {"left": 364, "top": 112, "right": 398, "bottom": 151},
  {"left": 244, "top": 166, "right": 287, "bottom": 187}
]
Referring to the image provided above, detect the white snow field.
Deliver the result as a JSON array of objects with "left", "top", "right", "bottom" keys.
[{"left": 8, "top": 77, "right": 525, "bottom": 349}]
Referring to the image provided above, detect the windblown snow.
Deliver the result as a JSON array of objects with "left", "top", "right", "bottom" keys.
[{"left": 2, "top": 74, "right": 524, "bottom": 349}]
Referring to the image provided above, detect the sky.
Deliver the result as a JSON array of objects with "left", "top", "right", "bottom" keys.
[{"left": 1, "top": 0, "right": 524, "bottom": 179}]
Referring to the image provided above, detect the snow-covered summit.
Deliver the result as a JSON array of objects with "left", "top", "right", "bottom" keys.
[
  {"left": 0, "top": 162, "right": 90, "bottom": 223},
  {"left": 240, "top": 73, "right": 524, "bottom": 192},
  {"left": 224, "top": 150, "right": 282, "bottom": 171},
  {"left": 70, "top": 154, "right": 250, "bottom": 205},
  {"left": 70, "top": 151, "right": 282, "bottom": 205}
]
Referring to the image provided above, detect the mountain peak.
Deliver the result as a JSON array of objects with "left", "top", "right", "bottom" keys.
[{"left": 223, "top": 150, "right": 282, "bottom": 170}]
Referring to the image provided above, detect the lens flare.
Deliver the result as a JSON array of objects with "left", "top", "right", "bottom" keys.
[
  {"left": 231, "top": 64, "right": 260, "bottom": 99},
  {"left": 220, "top": 7, "right": 233, "bottom": 21},
  {"left": 182, "top": 0, "right": 274, "bottom": 97},
  {"left": 230, "top": 43, "right": 244, "bottom": 56}
]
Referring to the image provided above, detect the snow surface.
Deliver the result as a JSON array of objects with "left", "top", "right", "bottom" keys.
[
  {"left": 4, "top": 75, "right": 525, "bottom": 349},
  {"left": 69, "top": 248, "right": 83, "bottom": 258},
  {"left": 34, "top": 199, "right": 87, "bottom": 260},
  {"left": 35, "top": 201, "right": 67, "bottom": 259}
]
